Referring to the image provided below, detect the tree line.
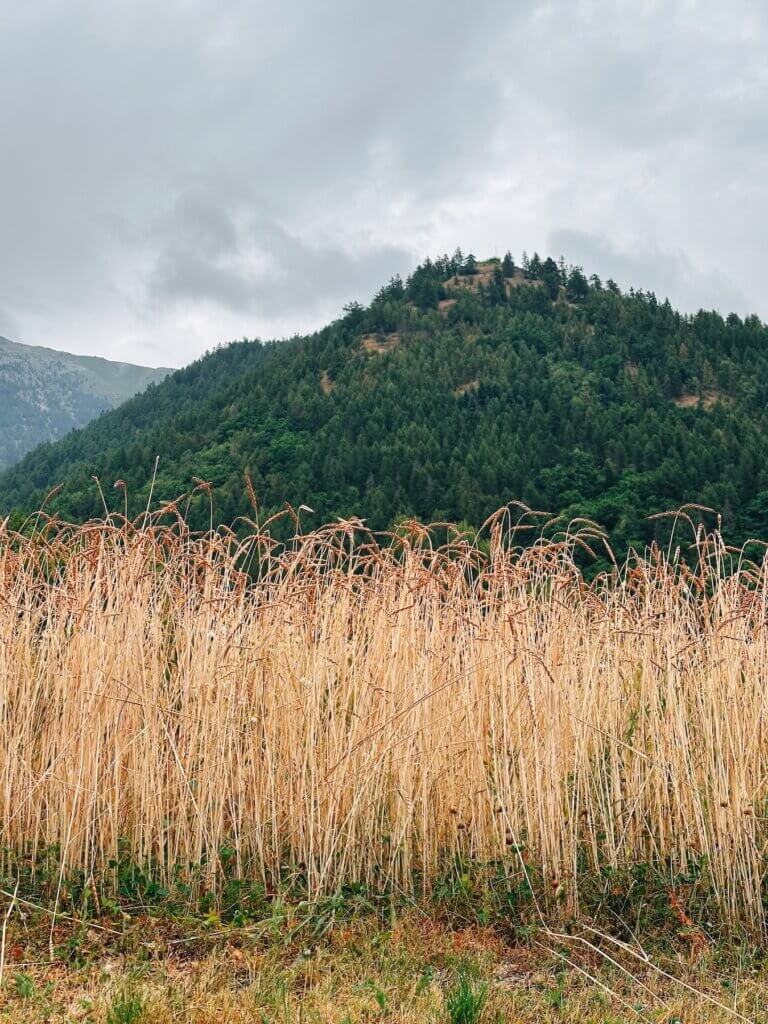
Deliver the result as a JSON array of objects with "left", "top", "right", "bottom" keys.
[{"left": 1, "top": 251, "right": 766, "bottom": 565}]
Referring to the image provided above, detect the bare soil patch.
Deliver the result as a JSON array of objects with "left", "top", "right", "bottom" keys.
[
  {"left": 505, "top": 271, "right": 543, "bottom": 291},
  {"left": 672, "top": 389, "right": 725, "bottom": 410},
  {"left": 443, "top": 262, "right": 542, "bottom": 297},
  {"left": 361, "top": 332, "right": 401, "bottom": 354}
]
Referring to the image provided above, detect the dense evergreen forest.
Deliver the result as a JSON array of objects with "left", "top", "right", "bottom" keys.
[{"left": 1, "top": 249, "right": 767, "bottom": 562}]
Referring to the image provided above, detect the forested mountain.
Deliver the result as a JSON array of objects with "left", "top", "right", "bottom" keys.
[
  {"left": 0, "top": 336, "right": 171, "bottom": 468},
  {"left": 1, "top": 250, "right": 767, "bottom": 559}
]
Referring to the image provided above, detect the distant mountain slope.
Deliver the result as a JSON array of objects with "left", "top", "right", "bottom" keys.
[
  {"left": 1, "top": 250, "right": 767, "bottom": 560},
  {"left": 0, "top": 336, "right": 171, "bottom": 468}
]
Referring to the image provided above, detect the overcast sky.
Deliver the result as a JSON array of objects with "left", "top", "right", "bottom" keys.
[{"left": 1, "top": 1, "right": 766, "bottom": 368}]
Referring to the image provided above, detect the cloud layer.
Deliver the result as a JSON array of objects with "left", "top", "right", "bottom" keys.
[{"left": 1, "top": 1, "right": 766, "bottom": 365}]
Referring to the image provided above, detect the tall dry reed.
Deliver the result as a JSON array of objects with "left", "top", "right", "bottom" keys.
[{"left": 1, "top": 506, "right": 767, "bottom": 928}]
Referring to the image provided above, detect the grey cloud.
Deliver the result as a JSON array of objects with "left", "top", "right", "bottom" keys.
[
  {"left": 147, "top": 188, "right": 412, "bottom": 318},
  {"left": 0, "top": 300, "right": 20, "bottom": 337},
  {"left": 504, "top": 2, "right": 768, "bottom": 153},
  {"left": 0, "top": 0, "right": 516, "bottom": 362},
  {"left": 0, "top": 0, "right": 767, "bottom": 365},
  {"left": 548, "top": 229, "right": 751, "bottom": 317},
  {"left": 235, "top": 229, "right": 412, "bottom": 321}
]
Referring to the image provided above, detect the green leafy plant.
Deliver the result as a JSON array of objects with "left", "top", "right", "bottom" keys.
[
  {"left": 445, "top": 969, "right": 488, "bottom": 1024},
  {"left": 364, "top": 979, "right": 388, "bottom": 1012},
  {"left": 13, "top": 972, "right": 36, "bottom": 999},
  {"left": 106, "top": 989, "right": 144, "bottom": 1024},
  {"left": 543, "top": 970, "right": 567, "bottom": 1011}
]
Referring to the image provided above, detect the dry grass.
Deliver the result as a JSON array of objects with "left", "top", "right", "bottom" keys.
[
  {"left": 672, "top": 390, "right": 726, "bottom": 409},
  {"left": 1, "top": 504, "right": 768, "bottom": 940},
  {"left": 2, "top": 910, "right": 765, "bottom": 1022},
  {"left": 319, "top": 369, "right": 335, "bottom": 395},
  {"left": 361, "top": 332, "right": 401, "bottom": 353},
  {"left": 6, "top": 909, "right": 768, "bottom": 1019},
  {"left": 443, "top": 263, "right": 544, "bottom": 298}
]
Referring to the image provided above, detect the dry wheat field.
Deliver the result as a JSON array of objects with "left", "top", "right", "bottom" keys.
[{"left": 2, "top": 502, "right": 768, "bottom": 943}]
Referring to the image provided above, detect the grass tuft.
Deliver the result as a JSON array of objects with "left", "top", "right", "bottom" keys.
[{"left": 445, "top": 967, "right": 489, "bottom": 1023}]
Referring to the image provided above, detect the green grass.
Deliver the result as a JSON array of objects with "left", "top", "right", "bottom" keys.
[
  {"left": 445, "top": 968, "right": 488, "bottom": 1023},
  {"left": 0, "top": 882, "right": 766, "bottom": 1022}
]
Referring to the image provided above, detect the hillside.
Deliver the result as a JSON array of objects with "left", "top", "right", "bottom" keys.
[
  {"left": 0, "top": 335, "right": 171, "bottom": 468},
  {"left": 1, "top": 250, "right": 767, "bottom": 559}
]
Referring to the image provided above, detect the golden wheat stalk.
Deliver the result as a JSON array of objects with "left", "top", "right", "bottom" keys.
[{"left": 0, "top": 509, "right": 765, "bottom": 931}]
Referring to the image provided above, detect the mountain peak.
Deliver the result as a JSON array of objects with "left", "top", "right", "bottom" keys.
[{"left": 0, "top": 251, "right": 765, "bottom": 561}]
